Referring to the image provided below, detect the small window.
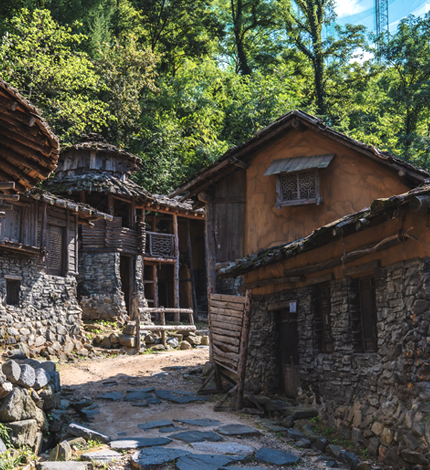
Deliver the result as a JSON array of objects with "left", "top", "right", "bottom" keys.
[
  {"left": 276, "top": 169, "right": 320, "bottom": 207},
  {"left": 6, "top": 280, "right": 20, "bottom": 306},
  {"left": 358, "top": 277, "right": 378, "bottom": 352},
  {"left": 316, "top": 283, "right": 334, "bottom": 353}
]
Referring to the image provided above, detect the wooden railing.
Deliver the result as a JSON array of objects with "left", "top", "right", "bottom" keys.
[{"left": 145, "top": 231, "right": 175, "bottom": 258}]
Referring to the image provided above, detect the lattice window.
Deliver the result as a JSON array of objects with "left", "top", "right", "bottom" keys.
[
  {"left": 277, "top": 170, "right": 320, "bottom": 207},
  {"left": 146, "top": 233, "right": 175, "bottom": 258},
  {"left": 47, "top": 226, "right": 63, "bottom": 275}
]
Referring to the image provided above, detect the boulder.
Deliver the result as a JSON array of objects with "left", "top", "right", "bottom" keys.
[
  {"left": 8, "top": 419, "right": 38, "bottom": 447},
  {"left": 166, "top": 338, "right": 179, "bottom": 348},
  {"left": 400, "top": 450, "right": 429, "bottom": 466},
  {"left": 109, "top": 333, "right": 119, "bottom": 344},
  {"left": 0, "top": 388, "right": 37, "bottom": 422},
  {"left": 0, "top": 382, "right": 13, "bottom": 399},
  {"left": 17, "top": 364, "right": 36, "bottom": 388},
  {"left": 186, "top": 335, "right": 202, "bottom": 346},
  {"left": 35, "top": 407, "right": 49, "bottom": 432},
  {"left": 67, "top": 422, "right": 110, "bottom": 444},
  {"left": 123, "top": 324, "right": 136, "bottom": 335},
  {"left": 49, "top": 441, "right": 72, "bottom": 461},
  {"left": 2, "top": 360, "right": 21, "bottom": 383},
  {"left": 99, "top": 337, "right": 112, "bottom": 348},
  {"left": 0, "top": 370, "right": 7, "bottom": 385},
  {"left": 180, "top": 341, "right": 192, "bottom": 350},
  {"left": 34, "top": 368, "right": 50, "bottom": 390},
  {"left": 39, "top": 385, "right": 61, "bottom": 411},
  {"left": 118, "top": 334, "right": 136, "bottom": 348}
]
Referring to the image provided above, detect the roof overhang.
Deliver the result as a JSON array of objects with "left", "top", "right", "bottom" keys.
[{"left": 264, "top": 154, "right": 334, "bottom": 176}]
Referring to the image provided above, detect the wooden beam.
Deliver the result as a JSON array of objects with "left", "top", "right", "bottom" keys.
[
  {"left": 284, "top": 258, "right": 341, "bottom": 278},
  {"left": 0, "top": 158, "right": 35, "bottom": 187},
  {"left": 305, "top": 273, "right": 334, "bottom": 286},
  {"left": 238, "top": 275, "right": 305, "bottom": 293},
  {"left": 198, "top": 192, "right": 213, "bottom": 204},
  {"left": 230, "top": 158, "right": 249, "bottom": 169},
  {"left": 173, "top": 212, "right": 180, "bottom": 321},
  {"left": 0, "top": 182, "right": 15, "bottom": 190},
  {"left": 410, "top": 195, "right": 430, "bottom": 212},
  {"left": 0, "top": 203, "right": 13, "bottom": 211},
  {"left": 343, "top": 259, "right": 381, "bottom": 277}
]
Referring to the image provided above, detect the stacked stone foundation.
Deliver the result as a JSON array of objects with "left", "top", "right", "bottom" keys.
[{"left": 245, "top": 257, "right": 430, "bottom": 469}]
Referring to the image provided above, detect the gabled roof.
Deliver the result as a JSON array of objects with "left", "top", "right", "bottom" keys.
[
  {"left": 218, "top": 183, "right": 430, "bottom": 278},
  {"left": 170, "top": 110, "right": 429, "bottom": 203},
  {"left": 0, "top": 78, "right": 60, "bottom": 192}
]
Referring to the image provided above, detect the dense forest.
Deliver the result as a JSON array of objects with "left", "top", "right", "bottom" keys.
[{"left": 1, "top": 0, "right": 430, "bottom": 193}]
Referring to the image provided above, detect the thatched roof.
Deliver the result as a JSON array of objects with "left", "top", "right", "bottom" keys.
[
  {"left": 0, "top": 78, "right": 60, "bottom": 192},
  {"left": 218, "top": 184, "right": 430, "bottom": 278},
  {"left": 170, "top": 110, "right": 429, "bottom": 204}
]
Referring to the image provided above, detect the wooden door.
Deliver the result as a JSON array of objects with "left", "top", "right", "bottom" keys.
[{"left": 280, "top": 309, "right": 300, "bottom": 398}]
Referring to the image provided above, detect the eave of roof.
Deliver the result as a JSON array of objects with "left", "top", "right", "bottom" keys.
[
  {"left": 0, "top": 78, "right": 60, "bottom": 192},
  {"left": 219, "top": 183, "right": 430, "bottom": 278},
  {"left": 170, "top": 110, "right": 429, "bottom": 202}
]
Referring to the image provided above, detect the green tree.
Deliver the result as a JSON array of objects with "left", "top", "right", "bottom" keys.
[{"left": 0, "top": 8, "right": 110, "bottom": 142}]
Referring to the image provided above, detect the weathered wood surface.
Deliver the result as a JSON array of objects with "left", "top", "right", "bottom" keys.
[
  {"left": 209, "top": 306, "right": 243, "bottom": 318},
  {"left": 173, "top": 213, "right": 180, "bottom": 321},
  {"left": 140, "top": 325, "right": 197, "bottom": 332},
  {"left": 210, "top": 294, "right": 246, "bottom": 304},
  {"left": 211, "top": 332, "right": 240, "bottom": 346},
  {"left": 238, "top": 275, "right": 305, "bottom": 292},
  {"left": 344, "top": 259, "right": 381, "bottom": 276},
  {"left": 235, "top": 290, "right": 251, "bottom": 410}
]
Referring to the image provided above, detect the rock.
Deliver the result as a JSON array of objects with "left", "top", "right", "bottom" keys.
[
  {"left": 99, "top": 338, "right": 112, "bottom": 348},
  {"left": 155, "top": 390, "right": 210, "bottom": 403},
  {"left": 67, "top": 423, "right": 110, "bottom": 444},
  {"left": 180, "top": 341, "right": 192, "bottom": 350},
  {"left": 37, "top": 463, "right": 92, "bottom": 470},
  {"left": 216, "top": 424, "right": 260, "bottom": 437},
  {"left": 400, "top": 450, "right": 429, "bottom": 466},
  {"left": 35, "top": 407, "right": 49, "bottom": 432},
  {"left": 338, "top": 451, "right": 360, "bottom": 470},
  {"left": 201, "top": 336, "right": 210, "bottom": 345},
  {"left": 131, "top": 448, "right": 191, "bottom": 469},
  {"left": 137, "top": 420, "right": 174, "bottom": 430},
  {"left": 48, "top": 441, "right": 72, "bottom": 461},
  {"left": 255, "top": 447, "right": 300, "bottom": 465},
  {"left": 97, "top": 391, "right": 123, "bottom": 401},
  {"left": 176, "top": 454, "right": 245, "bottom": 470},
  {"left": 34, "top": 432, "right": 43, "bottom": 455},
  {"left": 0, "top": 388, "right": 37, "bottom": 422},
  {"left": 0, "top": 382, "right": 13, "bottom": 399},
  {"left": 282, "top": 406, "right": 318, "bottom": 420},
  {"left": 313, "top": 436, "right": 328, "bottom": 452},
  {"left": 381, "top": 427, "right": 394, "bottom": 447},
  {"left": 282, "top": 416, "right": 295, "bottom": 428},
  {"left": 0, "top": 370, "right": 7, "bottom": 385},
  {"left": 351, "top": 428, "right": 363, "bottom": 447},
  {"left": 371, "top": 421, "right": 384, "bottom": 436},
  {"left": 81, "top": 449, "right": 122, "bottom": 463},
  {"left": 159, "top": 426, "right": 188, "bottom": 433},
  {"left": 77, "top": 348, "right": 89, "bottom": 356},
  {"left": 366, "top": 437, "right": 380, "bottom": 457},
  {"left": 167, "top": 338, "right": 179, "bottom": 348},
  {"left": 174, "top": 419, "right": 222, "bottom": 427},
  {"left": 50, "top": 371, "right": 61, "bottom": 392},
  {"left": 191, "top": 442, "right": 254, "bottom": 455},
  {"left": 39, "top": 361, "right": 56, "bottom": 373},
  {"left": 110, "top": 333, "right": 119, "bottom": 344},
  {"left": 110, "top": 437, "right": 172, "bottom": 449},
  {"left": 383, "top": 446, "right": 402, "bottom": 470},
  {"left": 126, "top": 391, "right": 153, "bottom": 401},
  {"left": 8, "top": 419, "right": 38, "bottom": 447},
  {"left": 118, "top": 334, "right": 136, "bottom": 347},
  {"left": 2, "top": 360, "right": 21, "bottom": 383},
  {"left": 67, "top": 437, "right": 87, "bottom": 447},
  {"left": 17, "top": 364, "right": 36, "bottom": 388},
  {"left": 63, "top": 342, "right": 74, "bottom": 353},
  {"left": 186, "top": 335, "right": 202, "bottom": 346},
  {"left": 295, "top": 439, "right": 311, "bottom": 448},
  {"left": 151, "top": 344, "right": 166, "bottom": 351},
  {"left": 328, "top": 444, "right": 342, "bottom": 459},
  {"left": 169, "top": 431, "right": 223, "bottom": 443},
  {"left": 287, "top": 429, "right": 304, "bottom": 441},
  {"left": 39, "top": 385, "right": 61, "bottom": 410},
  {"left": 0, "top": 437, "right": 6, "bottom": 455},
  {"left": 405, "top": 432, "right": 421, "bottom": 451},
  {"left": 124, "top": 324, "right": 136, "bottom": 335}
]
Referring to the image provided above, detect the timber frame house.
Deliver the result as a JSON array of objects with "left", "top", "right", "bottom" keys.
[
  {"left": 45, "top": 134, "right": 206, "bottom": 323},
  {"left": 171, "top": 110, "right": 430, "bottom": 466},
  {"left": 0, "top": 78, "right": 111, "bottom": 358}
]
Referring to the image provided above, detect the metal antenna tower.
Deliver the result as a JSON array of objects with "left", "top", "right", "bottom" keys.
[{"left": 375, "top": 0, "right": 389, "bottom": 35}]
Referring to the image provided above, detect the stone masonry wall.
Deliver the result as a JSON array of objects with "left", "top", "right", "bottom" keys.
[
  {"left": 246, "top": 257, "right": 430, "bottom": 469},
  {"left": 78, "top": 252, "right": 149, "bottom": 323},
  {"left": 0, "top": 251, "right": 85, "bottom": 359}
]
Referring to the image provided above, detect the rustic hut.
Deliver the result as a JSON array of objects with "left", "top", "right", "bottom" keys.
[
  {"left": 172, "top": 110, "right": 430, "bottom": 466},
  {"left": 0, "top": 79, "right": 111, "bottom": 358},
  {"left": 45, "top": 134, "right": 206, "bottom": 323}
]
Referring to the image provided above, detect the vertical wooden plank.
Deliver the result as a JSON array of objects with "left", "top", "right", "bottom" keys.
[
  {"left": 65, "top": 209, "right": 70, "bottom": 274},
  {"left": 235, "top": 289, "right": 252, "bottom": 411},
  {"left": 80, "top": 191, "right": 86, "bottom": 204},
  {"left": 40, "top": 201, "right": 48, "bottom": 266},
  {"left": 131, "top": 198, "right": 136, "bottom": 229},
  {"left": 205, "top": 203, "right": 217, "bottom": 294},
  {"left": 160, "top": 310, "right": 166, "bottom": 347},
  {"left": 75, "top": 214, "right": 79, "bottom": 274},
  {"left": 186, "top": 219, "right": 197, "bottom": 321},
  {"left": 152, "top": 264, "right": 159, "bottom": 321},
  {"left": 173, "top": 212, "right": 180, "bottom": 321}
]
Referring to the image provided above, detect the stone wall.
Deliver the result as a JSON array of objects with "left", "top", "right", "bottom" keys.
[
  {"left": 0, "top": 251, "right": 84, "bottom": 358},
  {"left": 246, "top": 257, "right": 430, "bottom": 468},
  {"left": 78, "top": 252, "right": 150, "bottom": 324}
]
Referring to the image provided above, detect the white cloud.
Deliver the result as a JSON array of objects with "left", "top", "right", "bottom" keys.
[{"left": 335, "top": 0, "right": 366, "bottom": 19}]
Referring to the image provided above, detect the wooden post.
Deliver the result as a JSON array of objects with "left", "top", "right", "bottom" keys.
[
  {"left": 186, "top": 219, "right": 197, "bottom": 321},
  {"left": 40, "top": 201, "right": 48, "bottom": 265},
  {"left": 75, "top": 214, "right": 79, "bottom": 273},
  {"left": 80, "top": 191, "right": 86, "bottom": 204},
  {"left": 65, "top": 210, "right": 70, "bottom": 274},
  {"left": 173, "top": 213, "right": 180, "bottom": 321},
  {"left": 107, "top": 194, "right": 114, "bottom": 215},
  {"left": 160, "top": 310, "right": 166, "bottom": 347},
  {"left": 235, "top": 290, "right": 252, "bottom": 411},
  {"left": 205, "top": 202, "right": 217, "bottom": 295}
]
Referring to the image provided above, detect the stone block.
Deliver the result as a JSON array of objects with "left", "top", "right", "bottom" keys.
[
  {"left": 400, "top": 450, "right": 429, "bottom": 466},
  {"left": 67, "top": 422, "right": 110, "bottom": 444},
  {"left": 371, "top": 421, "right": 384, "bottom": 436},
  {"left": 2, "top": 359, "right": 20, "bottom": 383},
  {"left": 0, "top": 388, "right": 37, "bottom": 422},
  {"left": 0, "top": 382, "right": 13, "bottom": 399},
  {"left": 123, "top": 324, "right": 136, "bottom": 335},
  {"left": 118, "top": 334, "right": 135, "bottom": 348},
  {"left": 381, "top": 427, "right": 394, "bottom": 447},
  {"left": 383, "top": 446, "right": 402, "bottom": 470},
  {"left": 8, "top": 418, "right": 38, "bottom": 447},
  {"left": 17, "top": 364, "right": 36, "bottom": 388},
  {"left": 351, "top": 427, "right": 363, "bottom": 447},
  {"left": 49, "top": 441, "right": 72, "bottom": 461}
]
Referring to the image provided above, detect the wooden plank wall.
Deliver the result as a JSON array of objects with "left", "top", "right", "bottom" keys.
[{"left": 208, "top": 293, "right": 246, "bottom": 375}]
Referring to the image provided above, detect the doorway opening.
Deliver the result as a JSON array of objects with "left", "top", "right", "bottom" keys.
[{"left": 120, "top": 255, "right": 132, "bottom": 315}]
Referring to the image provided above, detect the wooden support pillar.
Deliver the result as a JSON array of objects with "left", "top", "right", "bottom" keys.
[
  {"left": 173, "top": 212, "right": 180, "bottom": 321},
  {"left": 75, "top": 214, "right": 79, "bottom": 274},
  {"left": 186, "top": 219, "right": 197, "bottom": 321},
  {"left": 80, "top": 191, "right": 86, "bottom": 204},
  {"left": 107, "top": 194, "right": 114, "bottom": 215},
  {"left": 235, "top": 289, "right": 252, "bottom": 411},
  {"left": 65, "top": 210, "right": 70, "bottom": 274},
  {"left": 40, "top": 201, "right": 48, "bottom": 264},
  {"left": 205, "top": 202, "right": 217, "bottom": 295}
]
